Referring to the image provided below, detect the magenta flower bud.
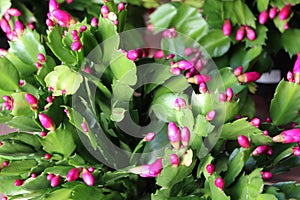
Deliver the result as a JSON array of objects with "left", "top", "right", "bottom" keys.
[
  {"left": 72, "top": 35, "right": 80, "bottom": 41},
  {"left": 269, "top": 7, "right": 278, "bottom": 19},
  {"left": 168, "top": 122, "right": 181, "bottom": 149},
  {"left": 252, "top": 145, "right": 269, "bottom": 156},
  {"left": 71, "top": 41, "right": 82, "bottom": 51},
  {"left": 25, "top": 93, "right": 38, "bottom": 110},
  {"left": 35, "top": 62, "right": 42, "bottom": 69},
  {"left": 144, "top": 132, "right": 156, "bottom": 142},
  {"left": 206, "top": 110, "right": 216, "bottom": 121},
  {"left": 293, "top": 57, "right": 300, "bottom": 81},
  {"left": 215, "top": 177, "right": 224, "bottom": 190},
  {"left": 251, "top": 118, "right": 261, "bottom": 128},
  {"left": 7, "top": 8, "right": 22, "bottom": 16},
  {"left": 49, "top": 0, "right": 60, "bottom": 13},
  {"left": 226, "top": 88, "right": 233, "bottom": 101},
  {"left": 206, "top": 164, "right": 215, "bottom": 175},
  {"left": 170, "top": 67, "right": 181, "bottom": 76},
  {"left": 188, "top": 74, "right": 211, "bottom": 84},
  {"left": 46, "top": 96, "right": 53, "bottom": 103},
  {"left": 2, "top": 196, "right": 8, "bottom": 200},
  {"left": 199, "top": 82, "right": 207, "bottom": 93},
  {"left": 3, "top": 96, "right": 11, "bottom": 102},
  {"left": 113, "top": 20, "right": 118, "bottom": 26},
  {"left": 170, "top": 154, "right": 180, "bottom": 167},
  {"left": 245, "top": 26, "right": 256, "bottom": 41},
  {"left": 126, "top": 50, "right": 139, "bottom": 61},
  {"left": 51, "top": 9, "right": 73, "bottom": 27},
  {"left": 154, "top": 50, "right": 164, "bottom": 59},
  {"left": 37, "top": 53, "right": 46, "bottom": 63},
  {"left": 27, "top": 22, "right": 35, "bottom": 30},
  {"left": 174, "top": 98, "right": 186, "bottom": 111},
  {"left": 45, "top": 153, "right": 52, "bottom": 160},
  {"left": 47, "top": 174, "right": 55, "bottom": 180},
  {"left": 82, "top": 169, "right": 94, "bottom": 186},
  {"left": 236, "top": 26, "right": 245, "bottom": 41},
  {"left": 261, "top": 171, "right": 272, "bottom": 180},
  {"left": 39, "top": 113, "right": 56, "bottom": 131},
  {"left": 0, "top": 48, "right": 7, "bottom": 57},
  {"left": 273, "top": 128, "right": 300, "bottom": 143},
  {"left": 177, "top": 60, "right": 193, "bottom": 70},
  {"left": 88, "top": 167, "right": 94, "bottom": 173},
  {"left": 0, "top": 19, "right": 11, "bottom": 33},
  {"left": 238, "top": 72, "right": 261, "bottom": 83},
  {"left": 237, "top": 135, "right": 250, "bottom": 148},
  {"left": 162, "top": 28, "right": 177, "bottom": 38},
  {"left": 0, "top": 141, "right": 3, "bottom": 146},
  {"left": 233, "top": 66, "right": 243, "bottom": 76},
  {"left": 66, "top": 168, "right": 82, "bottom": 182},
  {"left": 287, "top": 71, "right": 294, "bottom": 82},
  {"left": 46, "top": 19, "right": 54, "bottom": 27},
  {"left": 81, "top": 122, "right": 88, "bottom": 132},
  {"left": 279, "top": 4, "right": 292, "bottom": 20},
  {"left": 184, "top": 48, "right": 194, "bottom": 56},
  {"left": 284, "top": 22, "right": 289, "bottom": 30},
  {"left": 31, "top": 173, "right": 37, "bottom": 178},
  {"left": 131, "top": 158, "right": 163, "bottom": 177},
  {"left": 166, "top": 54, "right": 175, "bottom": 60},
  {"left": 3, "top": 160, "right": 9, "bottom": 167},
  {"left": 181, "top": 126, "right": 190, "bottom": 147},
  {"left": 14, "top": 179, "right": 23, "bottom": 186},
  {"left": 219, "top": 93, "right": 226, "bottom": 102},
  {"left": 50, "top": 175, "right": 60, "bottom": 187},
  {"left": 101, "top": 5, "right": 109, "bottom": 15},
  {"left": 40, "top": 131, "right": 47, "bottom": 137},
  {"left": 222, "top": 19, "right": 232, "bottom": 36},
  {"left": 79, "top": 25, "right": 87, "bottom": 32},
  {"left": 195, "top": 59, "right": 203, "bottom": 71},
  {"left": 263, "top": 130, "right": 269, "bottom": 136},
  {"left": 118, "top": 2, "right": 125, "bottom": 12},
  {"left": 259, "top": 10, "right": 269, "bottom": 24},
  {"left": 14, "top": 20, "right": 24, "bottom": 35},
  {"left": 91, "top": 17, "right": 98, "bottom": 27},
  {"left": 66, "top": 0, "right": 73, "bottom": 3},
  {"left": 293, "top": 146, "right": 300, "bottom": 156}
]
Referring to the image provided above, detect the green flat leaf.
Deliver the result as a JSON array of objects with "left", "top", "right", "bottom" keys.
[
  {"left": 1, "top": 160, "right": 37, "bottom": 176},
  {"left": 149, "top": 4, "right": 177, "bottom": 33},
  {"left": 45, "top": 65, "right": 83, "bottom": 96},
  {"left": 265, "top": 186, "right": 286, "bottom": 200},
  {"left": 44, "top": 166, "right": 74, "bottom": 177},
  {"left": 270, "top": 80, "right": 300, "bottom": 125},
  {"left": 273, "top": 144, "right": 294, "bottom": 164},
  {"left": 0, "top": 0, "right": 11, "bottom": 18},
  {"left": 193, "top": 115, "right": 215, "bottom": 137},
  {"left": 228, "top": 168, "right": 264, "bottom": 200},
  {"left": 282, "top": 29, "right": 300, "bottom": 55},
  {"left": 274, "top": 181, "right": 300, "bottom": 199},
  {"left": 11, "top": 92, "right": 32, "bottom": 117},
  {"left": 6, "top": 116, "right": 41, "bottom": 132},
  {"left": 191, "top": 92, "right": 214, "bottom": 115},
  {"left": 161, "top": 36, "right": 185, "bottom": 58},
  {"left": 0, "top": 57, "right": 19, "bottom": 91},
  {"left": 41, "top": 126, "right": 76, "bottom": 158},
  {"left": 9, "top": 29, "right": 45, "bottom": 65},
  {"left": 0, "top": 132, "right": 41, "bottom": 150},
  {"left": 47, "top": 27, "right": 77, "bottom": 65},
  {"left": 23, "top": 175, "right": 49, "bottom": 191},
  {"left": 257, "top": 0, "right": 270, "bottom": 12},
  {"left": 45, "top": 188, "right": 72, "bottom": 200},
  {"left": 207, "top": 175, "right": 230, "bottom": 200},
  {"left": 257, "top": 193, "right": 277, "bottom": 200},
  {"left": 199, "top": 30, "right": 230, "bottom": 57},
  {"left": 0, "top": 175, "right": 24, "bottom": 194},
  {"left": 71, "top": 184, "right": 105, "bottom": 199},
  {"left": 202, "top": 0, "right": 223, "bottom": 28},
  {"left": 197, "top": 154, "right": 213, "bottom": 178}
]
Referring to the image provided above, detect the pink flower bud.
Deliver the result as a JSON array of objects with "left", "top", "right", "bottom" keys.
[
  {"left": 166, "top": 53, "right": 174, "bottom": 60},
  {"left": 170, "top": 67, "right": 181, "bottom": 76},
  {"left": 199, "top": 82, "right": 207, "bottom": 93},
  {"left": 14, "top": 20, "right": 24, "bottom": 36},
  {"left": 195, "top": 59, "right": 203, "bottom": 71},
  {"left": 206, "top": 110, "right": 216, "bottom": 121},
  {"left": 71, "top": 30, "right": 78, "bottom": 36},
  {"left": 219, "top": 93, "right": 226, "bottom": 102},
  {"left": 101, "top": 6, "right": 109, "bottom": 15},
  {"left": 222, "top": 19, "right": 232, "bottom": 36},
  {"left": 238, "top": 72, "right": 260, "bottom": 83},
  {"left": 72, "top": 35, "right": 80, "bottom": 41},
  {"left": 51, "top": 9, "right": 73, "bottom": 27},
  {"left": 284, "top": 22, "right": 289, "bottom": 30},
  {"left": 50, "top": 175, "right": 60, "bottom": 187},
  {"left": 2, "top": 196, "right": 8, "bottom": 200},
  {"left": 287, "top": 71, "right": 294, "bottom": 82},
  {"left": 0, "top": 141, "right": 3, "bottom": 146},
  {"left": 14, "top": 179, "right": 23, "bottom": 186},
  {"left": 88, "top": 167, "right": 94, "bottom": 173},
  {"left": 236, "top": 26, "right": 245, "bottom": 41},
  {"left": 273, "top": 128, "right": 300, "bottom": 143},
  {"left": 91, "top": 17, "right": 98, "bottom": 27},
  {"left": 226, "top": 88, "right": 233, "bottom": 101},
  {"left": 46, "top": 19, "right": 54, "bottom": 27},
  {"left": 35, "top": 62, "right": 42, "bottom": 69},
  {"left": 82, "top": 169, "right": 94, "bottom": 186},
  {"left": 170, "top": 154, "right": 180, "bottom": 167},
  {"left": 174, "top": 98, "right": 186, "bottom": 111},
  {"left": 293, "top": 57, "right": 300, "bottom": 83},
  {"left": 66, "top": 168, "right": 82, "bottom": 182},
  {"left": 38, "top": 53, "right": 46, "bottom": 63},
  {"left": 237, "top": 135, "right": 250, "bottom": 148},
  {"left": 49, "top": 0, "right": 60, "bottom": 13},
  {"left": 259, "top": 10, "right": 268, "bottom": 24},
  {"left": 177, "top": 60, "right": 193, "bottom": 70},
  {"left": 162, "top": 28, "right": 177, "bottom": 38},
  {"left": 181, "top": 126, "right": 190, "bottom": 147},
  {"left": 25, "top": 93, "right": 38, "bottom": 110},
  {"left": 39, "top": 114, "right": 56, "bottom": 131},
  {"left": 118, "top": 2, "right": 125, "bottom": 12},
  {"left": 215, "top": 177, "right": 224, "bottom": 190},
  {"left": 188, "top": 74, "right": 211, "bottom": 84},
  {"left": 184, "top": 48, "right": 193, "bottom": 56},
  {"left": 279, "top": 4, "right": 292, "bottom": 20},
  {"left": 206, "top": 164, "right": 215, "bottom": 175},
  {"left": 46, "top": 96, "right": 53, "bottom": 103},
  {"left": 71, "top": 41, "right": 82, "bottom": 51},
  {"left": 154, "top": 50, "right": 164, "bottom": 59},
  {"left": 31, "top": 173, "right": 37, "bottom": 178},
  {"left": 0, "top": 19, "right": 11, "bottom": 33},
  {"left": 3, "top": 160, "right": 9, "bottom": 167},
  {"left": 127, "top": 50, "right": 138, "bottom": 61},
  {"left": 293, "top": 146, "right": 300, "bottom": 156},
  {"left": 40, "top": 131, "right": 47, "bottom": 137},
  {"left": 263, "top": 130, "right": 269, "bottom": 136},
  {"left": 269, "top": 7, "right": 278, "bottom": 19},
  {"left": 79, "top": 25, "right": 87, "bottom": 32},
  {"left": 81, "top": 122, "right": 88, "bottom": 132},
  {"left": 245, "top": 26, "right": 256, "bottom": 41},
  {"left": 261, "top": 171, "right": 272, "bottom": 180},
  {"left": 251, "top": 118, "right": 260, "bottom": 127},
  {"left": 7, "top": 8, "right": 22, "bottom": 16},
  {"left": 233, "top": 66, "right": 243, "bottom": 76},
  {"left": 47, "top": 174, "right": 55, "bottom": 180},
  {"left": 0, "top": 48, "right": 7, "bottom": 57},
  {"left": 252, "top": 145, "right": 269, "bottom": 156},
  {"left": 27, "top": 22, "right": 35, "bottom": 30},
  {"left": 45, "top": 153, "right": 52, "bottom": 160},
  {"left": 129, "top": 158, "right": 163, "bottom": 177},
  {"left": 135, "top": 48, "right": 144, "bottom": 58},
  {"left": 144, "top": 132, "right": 156, "bottom": 142},
  {"left": 168, "top": 122, "right": 181, "bottom": 149}
]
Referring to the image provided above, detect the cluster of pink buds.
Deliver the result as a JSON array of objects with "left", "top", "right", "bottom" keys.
[
  {"left": 236, "top": 71, "right": 261, "bottom": 83},
  {"left": 258, "top": 5, "right": 291, "bottom": 29},
  {"left": 101, "top": 5, "right": 119, "bottom": 26},
  {"left": 35, "top": 53, "right": 46, "bottom": 69},
  {"left": 236, "top": 26, "right": 256, "bottom": 41},
  {"left": 273, "top": 128, "right": 300, "bottom": 143},
  {"left": 129, "top": 158, "right": 163, "bottom": 177},
  {"left": 162, "top": 28, "right": 177, "bottom": 38},
  {"left": 126, "top": 48, "right": 145, "bottom": 61},
  {"left": 25, "top": 93, "right": 38, "bottom": 110},
  {"left": 38, "top": 113, "right": 56, "bottom": 131},
  {"left": 47, "top": 0, "right": 75, "bottom": 28},
  {"left": 252, "top": 145, "right": 272, "bottom": 156},
  {"left": 174, "top": 98, "right": 187, "bottom": 111},
  {"left": 47, "top": 174, "right": 61, "bottom": 187},
  {"left": 70, "top": 29, "right": 83, "bottom": 51},
  {"left": 237, "top": 135, "right": 251, "bottom": 148},
  {"left": 168, "top": 122, "right": 191, "bottom": 149},
  {"left": 287, "top": 53, "right": 300, "bottom": 84},
  {"left": 2, "top": 96, "right": 13, "bottom": 111},
  {"left": 219, "top": 87, "right": 234, "bottom": 102}
]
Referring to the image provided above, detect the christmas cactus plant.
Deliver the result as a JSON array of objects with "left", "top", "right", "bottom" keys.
[{"left": 0, "top": 0, "right": 300, "bottom": 199}]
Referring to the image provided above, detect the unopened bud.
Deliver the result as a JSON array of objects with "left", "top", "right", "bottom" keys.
[
  {"left": 82, "top": 169, "right": 94, "bottom": 186},
  {"left": 293, "top": 146, "right": 300, "bottom": 156},
  {"left": 206, "top": 110, "right": 216, "bottom": 121},
  {"left": 38, "top": 113, "right": 56, "bottom": 131},
  {"left": 237, "top": 135, "right": 250, "bottom": 148},
  {"left": 170, "top": 154, "right": 180, "bottom": 167},
  {"left": 144, "top": 132, "right": 156, "bottom": 142},
  {"left": 269, "top": 7, "right": 278, "bottom": 19},
  {"left": 261, "top": 171, "right": 272, "bottom": 180},
  {"left": 50, "top": 175, "right": 60, "bottom": 187},
  {"left": 206, "top": 164, "right": 215, "bottom": 175},
  {"left": 245, "top": 26, "right": 256, "bottom": 41},
  {"left": 181, "top": 126, "right": 190, "bottom": 147},
  {"left": 168, "top": 122, "right": 181, "bottom": 149},
  {"left": 238, "top": 72, "right": 261, "bottom": 83},
  {"left": 174, "top": 98, "right": 186, "bottom": 110},
  {"left": 236, "top": 26, "right": 245, "bottom": 41},
  {"left": 279, "top": 4, "right": 292, "bottom": 20},
  {"left": 222, "top": 19, "right": 232, "bottom": 36},
  {"left": 258, "top": 10, "right": 268, "bottom": 24},
  {"left": 215, "top": 177, "right": 224, "bottom": 190}
]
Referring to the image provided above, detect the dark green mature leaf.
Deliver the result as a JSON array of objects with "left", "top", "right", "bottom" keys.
[
  {"left": 228, "top": 168, "right": 264, "bottom": 200},
  {"left": 0, "top": 132, "right": 41, "bottom": 150},
  {"left": 41, "top": 126, "right": 76, "bottom": 158},
  {"left": 274, "top": 181, "right": 300, "bottom": 199},
  {"left": 45, "top": 188, "right": 72, "bottom": 200},
  {"left": 6, "top": 116, "right": 41, "bottom": 132},
  {"left": 270, "top": 80, "right": 300, "bottom": 125},
  {"left": 149, "top": 4, "right": 177, "bottom": 33},
  {"left": 202, "top": 0, "right": 223, "bottom": 28},
  {"left": 9, "top": 30, "right": 45, "bottom": 65},
  {"left": 0, "top": 57, "right": 19, "bottom": 91},
  {"left": 197, "top": 154, "right": 213, "bottom": 178},
  {"left": 0, "top": 0, "right": 11, "bottom": 18},
  {"left": 199, "top": 30, "right": 231, "bottom": 57},
  {"left": 281, "top": 29, "right": 300, "bottom": 55},
  {"left": 230, "top": 46, "right": 262, "bottom": 70},
  {"left": 23, "top": 175, "right": 50, "bottom": 191}
]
